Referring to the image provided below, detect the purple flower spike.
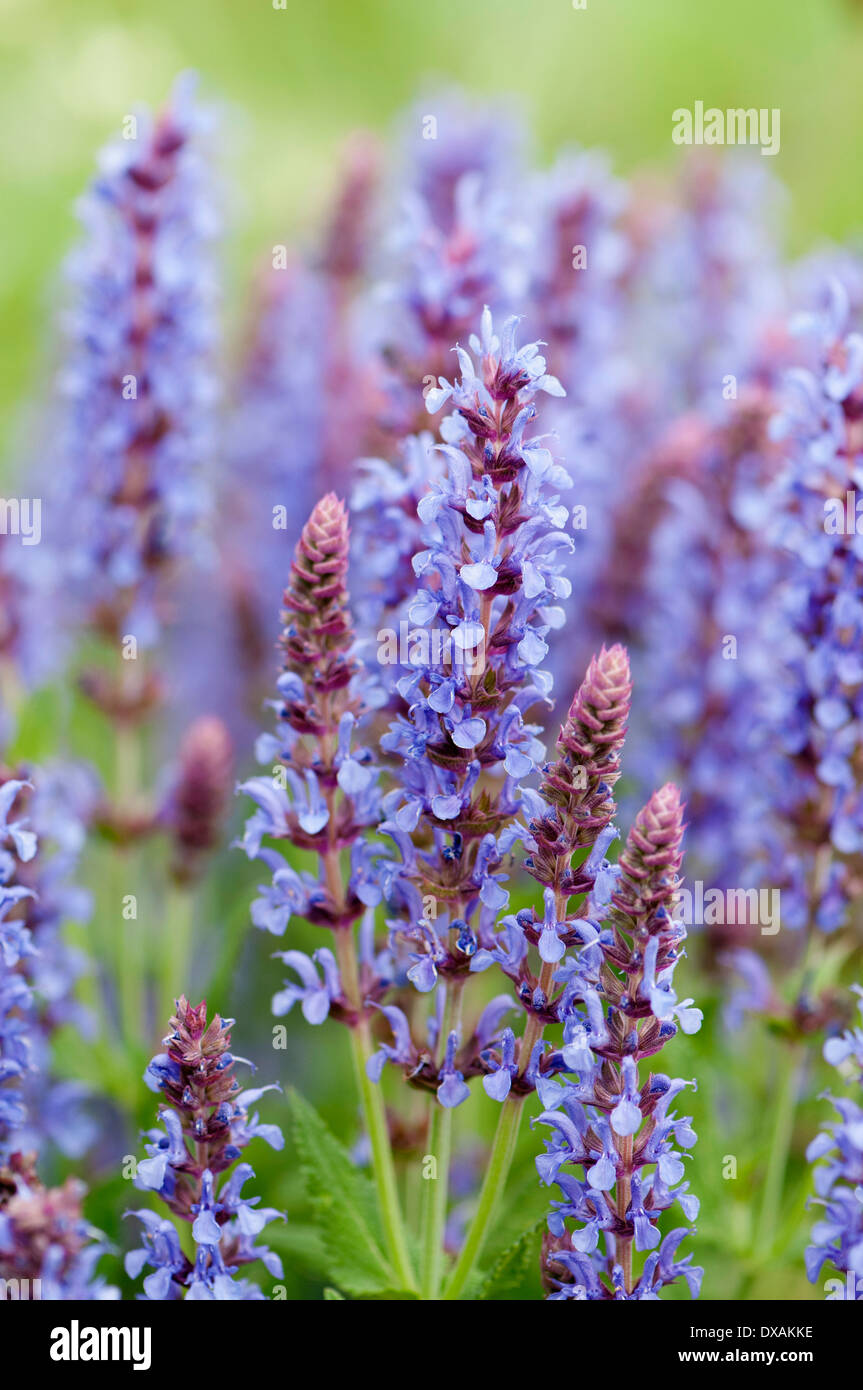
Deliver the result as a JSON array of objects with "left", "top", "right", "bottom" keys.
[
  {"left": 807, "top": 986, "right": 863, "bottom": 1292},
  {"left": 528, "top": 643, "right": 631, "bottom": 897},
  {"left": 240, "top": 492, "right": 392, "bottom": 1032},
  {"left": 377, "top": 308, "right": 573, "bottom": 1102},
  {"left": 126, "top": 996, "right": 283, "bottom": 1300},
  {"left": 535, "top": 783, "right": 702, "bottom": 1300},
  {"left": 53, "top": 72, "right": 219, "bottom": 689}
]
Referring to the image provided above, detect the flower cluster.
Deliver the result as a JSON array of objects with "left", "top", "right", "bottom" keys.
[
  {"left": 533, "top": 779, "right": 703, "bottom": 1300},
  {"left": 349, "top": 96, "right": 533, "bottom": 656},
  {"left": 0, "top": 777, "right": 113, "bottom": 1298},
  {"left": 240, "top": 494, "right": 385, "bottom": 1027},
  {"left": 12, "top": 765, "right": 99, "bottom": 1157},
  {"left": 126, "top": 995, "right": 283, "bottom": 1300},
  {"left": 527, "top": 642, "right": 630, "bottom": 899},
  {"left": 582, "top": 258, "right": 863, "bottom": 1015},
  {"left": 0, "top": 1153, "right": 117, "bottom": 1300},
  {"left": 0, "top": 778, "right": 38, "bottom": 1158},
  {"left": 753, "top": 275, "right": 863, "bottom": 931},
  {"left": 53, "top": 70, "right": 218, "bottom": 674},
  {"left": 369, "top": 92, "right": 531, "bottom": 438},
  {"left": 236, "top": 308, "right": 703, "bottom": 1300},
  {"left": 806, "top": 986, "right": 863, "bottom": 1295},
  {"left": 369, "top": 311, "right": 574, "bottom": 1103},
  {"left": 622, "top": 388, "right": 786, "bottom": 894}
]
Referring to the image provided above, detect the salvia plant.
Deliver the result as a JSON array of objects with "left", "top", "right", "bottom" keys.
[{"left": 1, "top": 73, "right": 861, "bottom": 1304}]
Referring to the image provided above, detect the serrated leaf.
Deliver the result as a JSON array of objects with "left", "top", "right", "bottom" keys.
[
  {"left": 477, "top": 1218, "right": 545, "bottom": 1301},
  {"left": 288, "top": 1088, "right": 396, "bottom": 1296}
]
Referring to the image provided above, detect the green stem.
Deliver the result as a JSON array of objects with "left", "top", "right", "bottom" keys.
[
  {"left": 114, "top": 847, "right": 142, "bottom": 1047},
  {"left": 115, "top": 720, "right": 141, "bottom": 797},
  {"left": 349, "top": 1019, "right": 418, "bottom": 1292},
  {"left": 419, "top": 982, "right": 462, "bottom": 1299},
  {"left": 752, "top": 865, "right": 827, "bottom": 1262},
  {"left": 442, "top": 1091, "right": 525, "bottom": 1300},
  {"left": 160, "top": 885, "right": 195, "bottom": 1019},
  {"left": 75, "top": 844, "right": 122, "bottom": 1054},
  {"left": 440, "top": 955, "right": 557, "bottom": 1301},
  {"left": 0, "top": 658, "right": 23, "bottom": 736},
  {"left": 420, "top": 1103, "right": 453, "bottom": 1298},
  {"left": 616, "top": 1131, "right": 635, "bottom": 1291},
  {"left": 755, "top": 1041, "right": 803, "bottom": 1257},
  {"left": 114, "top": 723, "right": 144, "bottom": 1049},
  {"left": 333, "top": 924, "right": 417, "bottom": 1292}
]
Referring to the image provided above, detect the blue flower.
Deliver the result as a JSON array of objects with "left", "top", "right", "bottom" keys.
[
  {"left": 437, "top": 1031, "right": 471, "bottom": 1109},
  {"left": 482, "top": 1028, "right": 518, "bottom": 1101},
  {"left": 272, "top": 948, "right": 342, "bottom": 1024},
  {"left": 125, "top": 1211, "right": 189, "bottom": 1301}
]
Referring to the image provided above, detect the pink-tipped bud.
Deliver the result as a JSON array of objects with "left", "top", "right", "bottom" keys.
[
  {"left": 544, "top": 644, "right": 631, "bottom": 826},
  {"left": 557, "top": 643, "right": 631, "bottom": 783},
  {"left": 527, "top": 645, "right": 631, "bottom": 893},
  {"left": 613, "top": 782, "right": 685, "bottom": 926},
  {"left": 169, "top": 716, "right": 233, "bottom": 882},
  {"left": 281, "top": 493, "right": 357, "bottom": 697}
]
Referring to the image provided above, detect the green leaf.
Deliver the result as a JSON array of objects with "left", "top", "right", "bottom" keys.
[
  {"left": 476, "top": 1218, "right": 545, "bottom": 1301},
  {"left": 353, "top": 1288, "right": 421, "bottom": 1300},
  {"left": 480, "top": 1164, "right": 549, "bottom": 1261},
  {"left": 288, "top": 1088, "right": 396, "bottom": 1296},
  {"left": 323, "top": 1287, "right": 345, "bottom": 1300},
  {"left": 271, "top": 1220, "right": 329, "bottom": 1277}
]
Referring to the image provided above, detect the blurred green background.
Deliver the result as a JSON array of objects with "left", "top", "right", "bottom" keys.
[
  {"left": 4, "top": 0, "right": 860, "bottom": 1301},
  {"left": 3, "top": 0, "right": 863, "bottom": 457}
]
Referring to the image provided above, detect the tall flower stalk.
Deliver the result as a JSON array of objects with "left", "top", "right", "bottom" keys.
[
  {"left": 45, "top": 74, "right": 223, "bottom": 1064},
  {"left": 535, "top": 783, "right": 703, "bottom": 1299},
  {"left": 371, "top": 311, "right": 574, "bottom": 1295},
  {"left": 4, "top": 766, "right": 98, "bottom": 1157},
  {"left": 806, "top": 985, "right": 863, "bottom": 1297},
  {"left": 240, "top": 493, "right": 416, "bottom": 1290},
  {"left": 126, "top": 995, "right": 283, "bottom": 1300},
  {"left": 0, "top": 777, "right": 115, "bottom": 1298},
  {"left": 0, "top": 778, "right": 39, "bottom": 1159},
  {"left": 441, "top": 642, "right": 632, "bottom": 1297},
  {"left": 349, "top": 97, "right": 533, "bottom": 656},
  {"left": 56, "top": 71, "right": 218, "bottom": 659}
]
